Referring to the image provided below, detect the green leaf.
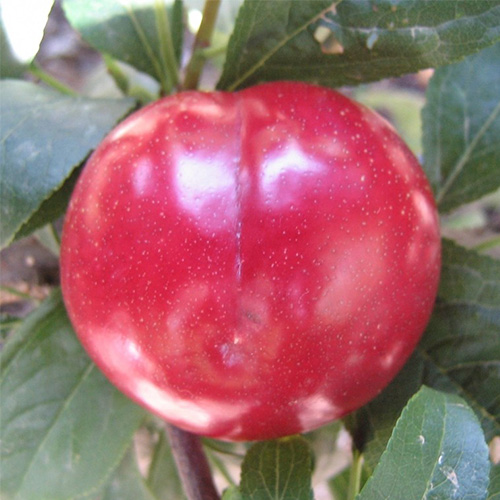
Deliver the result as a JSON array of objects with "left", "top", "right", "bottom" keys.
[
  {"left": 13, "top": 164, "right": 81, "bottom": 242},
  {"left": 239, "top": 436, "right": 314, "bottom": 500},
  {"left": 420, "top": 239, "right": 500, "bottom": 442},
  {"left": 217, "top": 0, "right": 500, "bottom": 91},
  {"left": 222, "top": 485, "right": 244, "bottom": 500},
  {"left": 92, "top": 445, "right": 157, "bottom": 500},
  {"left": 0, "top": 314, "right": 21, "bottom": 338},
  {"left": 423, "top": 42, "right": 500, "bottom": 213},
  {"left": 489, "top": 463, "right": 500, "bottom": 500},
  {"left": 0, "top": 0, "right": 54, "bottom": 77},
  {"left": 358, "top": 386, "right": 491, "bottom": 500},
  {"left": 0, "top": 80, "right": 135, "bottom": 249},
  {"left": 62, "top": 0, "right": 183, "bottom": 94},
  {"left": 0, "top": 290, "right": 147, "bottom": 499},
  {"left": 328, "top": 466, "right": 350, "bottom": 500}
]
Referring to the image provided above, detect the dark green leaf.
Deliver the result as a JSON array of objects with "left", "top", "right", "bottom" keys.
[
  {"left": 222, "top": 485, "right": 244, "bottom": 500},
  {"left": 239, "top": 436, "right": 314, "bottom": 500},
  {"left": 0, "top": 0, "right": 54, "bottom": 77},
  {"left": 423, "top": 42, "right": 500, "bottom": 213},
  {"left": 62, "top": 0, "right": 183, "bottom": 93},
  {"left": 420, "top": 239, "right": 500, "bottom": 442},
  {"left": 0, "top": 80, "right": 135, "bottom": 249},
  {"left": 488, "top": 464, "right": 500, "bottom": 500},
  {"left": 0, "top": 290, "right": 146, "bottom": 499},
  {"left": 14, "top": 164, "right": 81, "bottom": 242},
  {"left": 217, "top": 0, "right": 500, "bottom": 91},
  {"left": 92, "top": 445, "right": 156, "bottom": 500},
  {"left": 358, "top": 387, "right": 491, "bottom": 500},
  {"left": 489, "top": 463, "right": 500, "bottom": 500}
]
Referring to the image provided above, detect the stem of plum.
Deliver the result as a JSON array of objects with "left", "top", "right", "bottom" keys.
[
  {"left": 165, "top": 423, "right": 221, "bottom": 500},
  {"left": 154, "top": 0, "right": 180, "bottom": 93}
]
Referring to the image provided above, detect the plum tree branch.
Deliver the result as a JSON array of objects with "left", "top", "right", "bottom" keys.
[{"left": 165, "top": 423, "right": 221, "bottom": 500}]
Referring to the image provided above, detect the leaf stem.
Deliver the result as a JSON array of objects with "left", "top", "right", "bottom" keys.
[
  {"left": 199, "top": 42, "right": 228, "bottom": 60},
  {"left": 104, "top": 54, "right": 158, "bottom": 103},
  {"left": 49, "top": 223, "right": 61, "bottom": 248},
  {"left": 206, "top": 448, "right": 237, "bottom": 487},
  {"left": 183, "top": 0, "right": 222, "bottom": 90},
  {"left": 29, "top": 63, "right": 78, "bottom": 96},
  {"left": 202, "top": 438, "right": 245, "bottom": 458},
  {"left": 474, "top": 235, "right": 500, "bottom": 253},
  {"left": 154, "top": 0, "right": 179, "bottom": 94},
  {"left": 165, "top": 423, "right": 220, "bottom": 500},
  {"left": 103, "top": 54, "right": 131, "bottom": 94},
  {"left": 0, "top": 285, "right": 38, "bottom": 303},
  {"left": 347, "top": 449, "right": 363, "bottom": 500}
]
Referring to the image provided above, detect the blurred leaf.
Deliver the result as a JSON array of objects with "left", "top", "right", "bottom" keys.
[
  {"left": 0, "top": 0, "right": 54, "bottom": 77},
  {"left": 328, "top": 466, "right": 350, "bottom": 500},
  {"left": 420, "top": 239, "right": 500, "bottom": 442},
  {"left": 0, "top": 25, "right": 25, "bottom": 78},
  {"left": 217, "top": 0, "right": 500, "bottom": 91},
  {"left": 222, "top": 485, "right": 244, "bottom": 500},
  {"left": 0, "top": 80, "right": 135, "bottom": 249},
  {"left": 238, "top": 436, "right": 314, "bottom": 500},
  {"left": 423, "top": 42, "right": 500, "bottom": 213},
  {"left": 0, "top": 290, "right": 147, "bottom": 499},
  {"left": 146, "top": 429, "right": 185, "bottom": 499},
  {"left": 89, "top": 445, "right": 156, "bottom": 500},
  {"left": 34, "top": 224, "right": 62, "bottom": 257},
  {"left": 0, "top": 314, "right": 21, "bottom": 338},
  {"left": 62, "top": 0, "right": 183, "bottom": 93},
  {"left": 304, "top": 421, "right": 347, "bottom": 491},
  {"left": 358, "top": 387, "right": 491, "bottom": 500},
  {"left": 489, "top": 463, "right": 500, "bottom": 500},
  {"left": 353, "top": 87, "right": 424, "bottom": 156}
]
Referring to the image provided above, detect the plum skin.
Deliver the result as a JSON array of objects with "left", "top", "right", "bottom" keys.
[{"left": 60, "top": 81, "right": 441, "bottom": 441}]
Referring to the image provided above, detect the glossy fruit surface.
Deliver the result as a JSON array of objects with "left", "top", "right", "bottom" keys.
[{"left": 61, "top": 81, "right": 441, "bottom": 441}]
